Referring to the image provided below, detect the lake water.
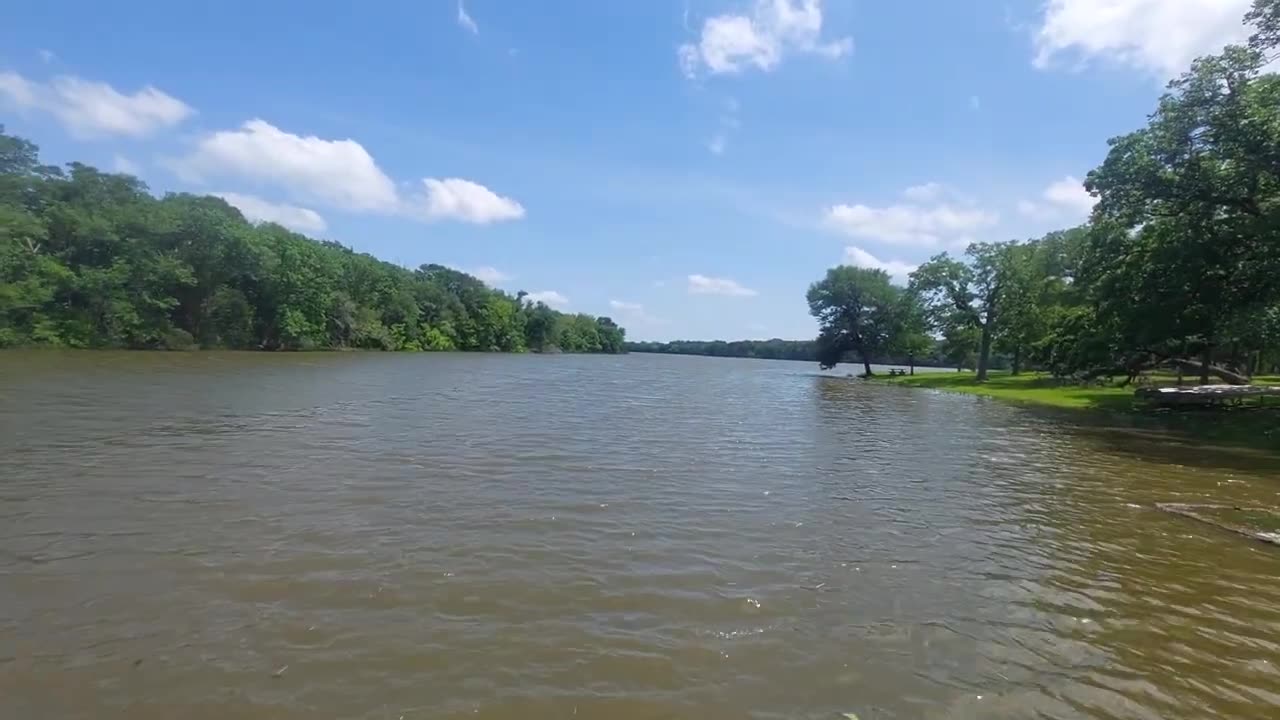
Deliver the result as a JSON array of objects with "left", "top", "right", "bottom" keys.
[{"left": 2, "top": 351, "right": 1278, "bottom": 720}]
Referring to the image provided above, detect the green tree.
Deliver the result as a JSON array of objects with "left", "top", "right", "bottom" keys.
[
  {"left": 806, "top": 266, "right": 905, "bottom": 375},
  {"left": 910, "top": 242, "right": 1016, "bottom": 381}
]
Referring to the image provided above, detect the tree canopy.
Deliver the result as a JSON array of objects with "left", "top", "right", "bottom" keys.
[
  {"left": 806, "top": 0, "right": 1280, "bottom": 385},
  {"left": 0, "top": 128, "right": 624, "bottom": 354}
]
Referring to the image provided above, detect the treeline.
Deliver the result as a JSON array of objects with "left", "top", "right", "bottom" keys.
[
  {"left": 624, "top": 338, "right": 956, "bottom": 368},
  {"left": 0, "top": 130, "right": 624, "bottom": 353},
  {"left": 810, "top": 0, "right": 1280, "bottom": 383},
  {"left": 626, "top": 339, "right": 817, "bottom": 361}
]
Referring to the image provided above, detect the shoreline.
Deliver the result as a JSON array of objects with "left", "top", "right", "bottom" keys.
[{"left": 875, "top": 371, "right": 1280, "bottom": 455}]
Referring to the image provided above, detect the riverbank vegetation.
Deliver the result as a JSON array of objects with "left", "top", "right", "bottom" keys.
[
  {"left": 0, "top": 131, "right": 625, "bottom": 353},
  {"left": 624, "top": 337, "right": 953, "bottom": 368},
  {"left": 810, "top": 0, "right": 1280, "bottom": 393}
]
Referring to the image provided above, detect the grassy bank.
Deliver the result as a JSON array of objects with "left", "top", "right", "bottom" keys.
[
  {"left": 879, "top": 371, "right": 1280, "bottom": 453},
  {"left": 883, "top": 371, "right": 1137, "bottom": 410}
]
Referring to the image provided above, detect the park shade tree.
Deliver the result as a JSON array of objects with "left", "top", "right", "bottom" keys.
[
  {"left": 1080, "top": 14, "right": 1280, "bottom": 382},
  {"left": 806, "top": 266, "right": 908, "bottom": 376},
  {"left": 909, "top": 242, "right": 1016, "bottom": 382}
]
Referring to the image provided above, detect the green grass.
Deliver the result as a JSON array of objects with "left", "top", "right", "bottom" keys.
[
  {"left": 879, "top": 370, "right": 1280, "bottom": 454},
  {"left": 883, "top": 371, "right": 1137, "bottom": 410}
]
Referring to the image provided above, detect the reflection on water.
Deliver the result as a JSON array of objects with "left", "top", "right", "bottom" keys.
[{"left": 1, "top": 351, "right": 1277, "bottom": 720}]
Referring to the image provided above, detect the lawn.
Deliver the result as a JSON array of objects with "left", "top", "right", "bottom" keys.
[
  {"left": 883, "top": 371, "right": 1137, "bottom": 410},
  {"left": 880, "top": 370, "right": 1280, "bottom": 452}
]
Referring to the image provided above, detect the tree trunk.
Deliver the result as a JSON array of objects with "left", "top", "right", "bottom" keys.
[
  {"left": 1011, "top": 345, "right": 1022, "bottom": 376},
  {"left": 1168, "top": 357, "right": 1250, "bottom": 385},
  {"left": 861, "top": 354, "right": 873, "bottom": 377},
  {"left": 976, "top": 322, "right": 994, "bottom": 382},
  {"left": 1199, "top": 345, "right": 1213, "bottom": 385},
  {"left": 908, "top": 354, "right": 915, "bottom": 376}
]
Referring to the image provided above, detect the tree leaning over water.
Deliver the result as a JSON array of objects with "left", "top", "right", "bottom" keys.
[{"left": 0, "top": 128, "right": 625, "bottom": 353}]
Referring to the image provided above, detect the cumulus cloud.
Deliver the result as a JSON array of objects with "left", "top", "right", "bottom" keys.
[
  {"left": 687, "top": 274, "right": 758, "bottom": 297},
  {"left": 825, "top": 186, "right": 998, "bottom": 247},
  {"left": 1018, "top": 175, "right": 1097, "bottom": 221},
  {"left": 471, "top": 266, "right": 510, "bottom": 285},
  {"left": 176, "top": 120, "right": 525, "bottom": 225},
  {"left": 457, "top": 0, "right": 479, "bottom": 34},
  {"left": 416, "top": 178, "right": 525, "bottom": 224},
  {"left": 843, "top": 246, "right": 916, "bottom": 285},
  {"left": 178, "top": 119, "right": 399, "bottom": 212},
  {"left": 1033, "top": 0, "right": 1253, "bottom": 78},
  {"left": 526, "top": 290, "right": 569, "bottom": 308},
  {"left": 0, "top": 70, "right": 192, "bottom": 138},
  {"left": 214, "top": 192, "right": 328, "bottom": 233},
  {"left": 678, "top": 0, "right": 852, "bottom": 78}
]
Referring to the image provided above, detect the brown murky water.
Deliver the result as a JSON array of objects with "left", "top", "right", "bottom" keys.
[{"left": 2, "top": 351, "right": 1278, "bottom": 720}]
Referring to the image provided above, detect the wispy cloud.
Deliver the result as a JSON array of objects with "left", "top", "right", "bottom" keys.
[
  {"left": 687, "top": 273, "right": 758, "bottom": 297},
  {"left": 457, "top": 0, "right": 479, "bottom": 34},
  {"left": 826, "top": 184, "right": 997, "bottom": 247},
  {"left": 471, "top": 266, "right": 510, "bottom": 286},
  {"left": 0, "top": 70, "right": 192, "bottom": 138},
  {"left": 214, "top": 191, "right": 328, "bottom": 233},
  {"left": 526, "top": 290, "right": 569, "bottom": 308}
]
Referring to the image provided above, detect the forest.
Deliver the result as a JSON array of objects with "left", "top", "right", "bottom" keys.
[
  {"left": 0, "top": 131, "right": 625, "bottom": 353},
  {"left": 624, "top": 338, "right": 961, "bottom": 368},
  {"left": 808, "top": 0, "right": 1280, "bottom": 384}
]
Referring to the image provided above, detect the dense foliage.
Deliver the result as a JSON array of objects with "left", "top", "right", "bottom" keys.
[
  {"left": 625, "top": 337, "right": 951, "bottom": 369},
  {"left": 811, "top": 0, "right": 1280, "bottom": 383},
  {"left": 0, "top": 130, "right": 624, "bottom": 353}
]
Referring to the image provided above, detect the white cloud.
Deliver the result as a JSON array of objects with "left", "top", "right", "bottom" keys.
[
  {"left": 471, "top": 266, "right": 510, "bottom": 285},
  {"left": 687, "top": 273, "right": 758, "bottom": 297},
  {"left": 708, "top": 133, "right": 728, "bottom": 154},
  {"left": 0, "top": 71, "right": 192, "bottom": 138},
  {"left": 843, "top": 246, "right": 916, "bottom": 285},
  {"left": 178, "top": 120, "right": 524, "bottom": 225},
  {"left": 678, "top": 0, "right": 852, "bottom": 77},
  {"left": 609, "top": 299, "right": 661, "bottom": 325},
  {"left": 826, "top": 196, "right": 998, "bottom": 247},
  {"left": 526, "top": 290, "right": 569, "bottom": 308},
  {"left": 1044, "top": 175, "right": 1097, "bottom": 215},
  {"left": 213, "top": 192, "right": 328, "bottom": 233},
  {"left": 112, "top": 154, "right": 140, "bottom": 175},
  {"left": 1018, "top": 175, "right": 1097, "bottom": 220},
  {"left": 416, "top": 178, "right": 525, "bottom": 224},
  {"left": 1033, "top": 0, "right": 1253, "bottom": 78},
  {"left": 179, "top": 119, "right": 399, "bottom": 212},
  {"left": 902, "top": 182, "right": 944, "bottom": 203},
  {"left": 457, "top": 0, "right": 479, "bottom": 34},
  {"left": 38, "top": 49, "right": 55, "bottom": 64}
]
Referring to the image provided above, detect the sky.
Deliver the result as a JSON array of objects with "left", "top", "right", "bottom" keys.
[{"left": 0, "top": 0, "right": 1262, "bottom": 341}]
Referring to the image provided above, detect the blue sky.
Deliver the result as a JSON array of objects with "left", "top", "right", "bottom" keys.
[{"left": 0, "top": 0, "right": 1259, "bottom": 340}]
